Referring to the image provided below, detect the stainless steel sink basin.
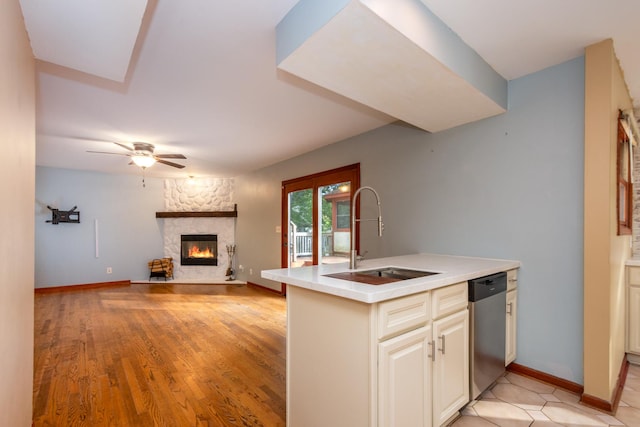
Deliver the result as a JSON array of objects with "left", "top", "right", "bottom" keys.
[
  {"left": 324, "top": 267, "right": 440, "bottom": 285},
  {"left": 360, "top": 267, "right": 439, "bottom": 280}
]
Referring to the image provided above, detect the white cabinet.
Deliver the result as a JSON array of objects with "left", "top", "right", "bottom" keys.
[
  {"left": 379, "top": 311, "right": 469, "bottom": 427},
  {"left": 505, "top": 269, "right": 518, "bottom": 365},
  {"left": 378, "top": 283, "right": 469, "bottom": 427},
  {"left": 627, "top": 266, "right": 640, "bottom": 355},
  {"left": 629, "top": 286, "right": 640, "bottom": 354},
  {"left": 507, "top": 268, "right": 518, "bottom": 292},
  {"left": 287, "top": 282, "right": 469, "bottom": 427},
  {"left": 378, "top": 292, "right": 430, "bottom": 341},
  {"left": 432, "top": 309, "right": 469, "bottom": 426},
  {"left": 379, "top": 325, "right": 432, "bottom": 427},
  {"left": 431, "top": 281, "right": 468, "bottom": 318},
  {"left": 506, "top": 289, "right": 518, "bottom": 365}
]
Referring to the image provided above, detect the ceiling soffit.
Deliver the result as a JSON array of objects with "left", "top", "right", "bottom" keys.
[
  {"left": 19, "top": 0, "right": 148, "bottom": 82},
  {"left": 276, "top": 0, "right": 507, "bottom": 133}
]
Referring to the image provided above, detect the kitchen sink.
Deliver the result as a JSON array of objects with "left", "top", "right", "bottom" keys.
[
  {"left": 360, "top": 267, "right": 438, "bottom": 280},
  {"left": 324, "top": 267, "right": 439, "bottom": 285}
]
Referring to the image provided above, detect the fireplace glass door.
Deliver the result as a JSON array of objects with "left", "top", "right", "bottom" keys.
[{"left": 181, "top": 234, "right": 217, "bottom": 266}]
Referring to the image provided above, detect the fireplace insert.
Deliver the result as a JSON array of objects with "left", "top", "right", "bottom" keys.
[{"left": 181, "top": 234, "right": 217, "bottom": 266}]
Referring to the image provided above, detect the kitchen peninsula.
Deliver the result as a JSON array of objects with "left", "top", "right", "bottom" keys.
[{"left": 262, "top": 253, "right": 520, "bottom": 427}]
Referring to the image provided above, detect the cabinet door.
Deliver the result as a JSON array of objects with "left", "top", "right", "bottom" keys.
[
  {"left": 379, "top": 325, "right": 432, "bottom": 427},
  {"left": 432, "top": 310, "right": 469, "bottom": 427},
  {"left": 628, "top": 286, "right": 640, "bottom": 354},
  {"left": 506, "top": 290, "right": 518, "bottom": 365}
]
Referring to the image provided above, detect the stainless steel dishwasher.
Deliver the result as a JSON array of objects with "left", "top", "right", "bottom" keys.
[{"left": 468, "top": 272, "right": 507, "bottom": 400}]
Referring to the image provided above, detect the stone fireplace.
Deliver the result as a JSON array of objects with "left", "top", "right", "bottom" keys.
[{"left": 159, "top": 178, "right": 235, "bottom": 281}]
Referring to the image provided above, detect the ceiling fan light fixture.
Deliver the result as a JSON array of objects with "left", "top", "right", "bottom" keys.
[{"left": 131, "top": 155, "right": 156, "bottom": 168}]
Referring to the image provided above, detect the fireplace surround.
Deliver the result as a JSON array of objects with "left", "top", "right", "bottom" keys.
[
  {"left": 181, "top": 234, "right": 218, "bottom": 266},
  {"left": 161, "top": 178, "right": 235, "bottom": 280}
]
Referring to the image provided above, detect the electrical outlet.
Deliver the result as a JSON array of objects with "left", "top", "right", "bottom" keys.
[
  {"left": 106, "top": 267, "right": 112, "bottom": 274},
  {"left": 239, "top": 265, "right": 244, "bottom": 271},
  {"left": 249, "top": 268, "right": 253, "bottom": 275}
]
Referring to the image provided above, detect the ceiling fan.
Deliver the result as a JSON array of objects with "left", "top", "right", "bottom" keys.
[{"left": 87, "top": 142, "right": 187, "bottom": 169}]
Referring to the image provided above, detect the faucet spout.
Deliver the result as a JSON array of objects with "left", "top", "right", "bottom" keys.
[{"left": 350, "top": 186, "right": 383, "bottom": 269}]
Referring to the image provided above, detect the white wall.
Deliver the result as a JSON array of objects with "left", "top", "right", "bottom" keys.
[
  {"left": 0, "top": 1, "right": 36, "bottom": 424},
  {"left": 237, "top": 56, "right": 585, "bottom": 383},
  {"left": 35, "top": 167, "right": 165, "bottom": 287}
]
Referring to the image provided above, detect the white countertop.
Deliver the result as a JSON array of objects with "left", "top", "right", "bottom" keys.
[
  {"left": 261, "top": 253, "right": 521, "bottom": 303},
  {"left": 627, "top": 259, "right": 640, "bottom": 267}
]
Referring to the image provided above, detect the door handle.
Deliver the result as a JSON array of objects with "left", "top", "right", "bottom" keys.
[
  {"left": 438, "top": 335, "right": 446, "bottom": 355},
  {"left": 428, "top": 340, "right": 435, "bottom": 362},
  {"left": 507, "top": 302, "right": 513, "bottom": 315}
]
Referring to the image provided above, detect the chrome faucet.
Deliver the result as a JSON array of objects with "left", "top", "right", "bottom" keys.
[{"left": 350, "top": 186, "right": 384, "bottom": 269}]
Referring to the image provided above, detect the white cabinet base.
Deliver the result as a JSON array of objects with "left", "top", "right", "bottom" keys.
[
  {"left": 287, "top": 286, "right": 373, "bottom": 427},
  {"left": 287, "top": 282, "right": 472, "bottom": 427}
]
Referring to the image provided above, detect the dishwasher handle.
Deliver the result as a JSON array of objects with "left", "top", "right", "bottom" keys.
[{"left": 468, "top": 272, "right": 507, "bottom": 301}]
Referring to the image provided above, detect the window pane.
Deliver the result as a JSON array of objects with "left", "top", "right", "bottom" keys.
[
  {"left": 319, "top": 182, "right": 351, "bottom": 264},
  {"left": 336, "top": 201, "right": 350, "bottom": 229},
  {"left": 288, "top": 188, "right": 313, "bottom": 268}
]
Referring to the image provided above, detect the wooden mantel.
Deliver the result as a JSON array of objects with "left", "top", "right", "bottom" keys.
[{"left": 155, "top": 204, "right": 237, "bottom": 218}]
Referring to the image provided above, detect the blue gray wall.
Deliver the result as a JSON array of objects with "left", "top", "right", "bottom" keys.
[
  {"left": 237, "top": 56, "right": 585, "bottom": 383},
  {"left": 35, "top": 167, "right": 165, "bottom": 287}
]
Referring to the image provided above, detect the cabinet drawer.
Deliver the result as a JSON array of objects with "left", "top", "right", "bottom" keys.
[
  {"left": 378, "top": 292, "right": 430, "bottom": 341},
  {"left": 431, "top": 282, "right": 468, "bottom": 320},
  {"left": 507, "top": 269, "right": 518, "bottom": 291},
  {"left": 629, "top": 266, "right": 640, "bottom": 286}
]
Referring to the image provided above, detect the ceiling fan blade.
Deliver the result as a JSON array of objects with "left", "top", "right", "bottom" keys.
[
  {"left": 113, "top": 142, "right": 134, "bottom": 151},
  {"left": 66, "top": 135, "right": 116, "bottom": 143},
  {"left": 156, "top": 159, "right": 186, "bottom": 169},
  {"left": 87, "top": 150, "right": 131, "bottom": 156},
  {"left": 155, "top": 153, "right": 187, "bottom": 159}
]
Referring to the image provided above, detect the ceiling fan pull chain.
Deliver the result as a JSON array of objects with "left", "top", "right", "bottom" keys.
[{"left": 142, "top": 167, "right": 146, "bottom": 188}]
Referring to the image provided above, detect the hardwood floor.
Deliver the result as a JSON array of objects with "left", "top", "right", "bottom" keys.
[{"left": 33, "top": 283, "right": 287, "bottom": 426}]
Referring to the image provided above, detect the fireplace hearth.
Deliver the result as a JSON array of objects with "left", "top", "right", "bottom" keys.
[{"left": 181, "top": 234, "right": 218, "bottom": 266}]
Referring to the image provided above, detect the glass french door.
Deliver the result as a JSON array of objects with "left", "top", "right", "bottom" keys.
[
  {"left": 281, "top": 164, "right": 360, "bottom": 276},
  {"left": 284, "top": 183, "right": 315, "bottom": 268}
]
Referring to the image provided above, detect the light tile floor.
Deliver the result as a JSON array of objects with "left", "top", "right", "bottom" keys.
[{"left": 450, "top": 364, "right": 640, "bottom": 426}]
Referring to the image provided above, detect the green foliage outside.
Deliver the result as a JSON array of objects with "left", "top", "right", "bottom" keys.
[{"left": 289, "top": 184, "right": 347, "bottom": 232}]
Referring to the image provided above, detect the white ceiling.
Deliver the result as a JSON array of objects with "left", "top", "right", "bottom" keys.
[{"left": 21, "top": 0, "right": 640, "bottom": 179}]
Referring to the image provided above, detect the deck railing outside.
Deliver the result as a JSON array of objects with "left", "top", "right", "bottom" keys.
[{"left": 290, "top": 222, "right": 334, "bottom": 261}]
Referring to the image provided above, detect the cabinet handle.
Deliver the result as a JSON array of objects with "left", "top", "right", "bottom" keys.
[
  {"left": 438, "top": 335, "right": 446, "bottom": 354},
  {"left": 428, "top": 340, "right": 435, "bottom": 362},
  {"left": 507, "top": 302, "right": 513, "bottom": 315}
]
